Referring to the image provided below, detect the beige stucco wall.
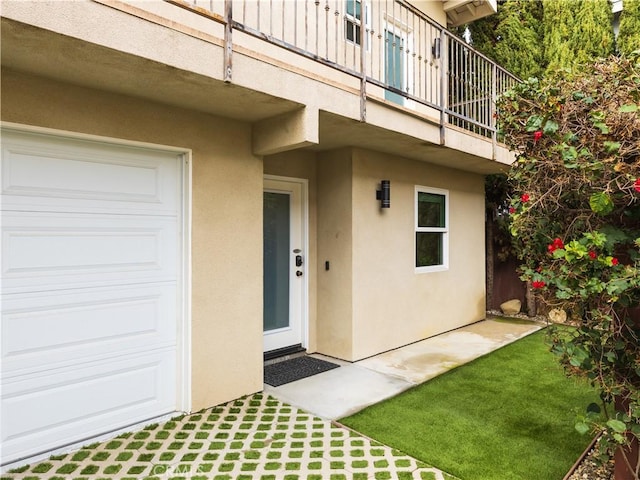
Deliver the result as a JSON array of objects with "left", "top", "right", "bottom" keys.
[
  {"left": 411, "top": 1, "right": 449, "bottom": 26},
  {"left": 350, "top": 149, "right": 486, "bottom": 359},
  {"left": 1, "top": 69, "right": 264, "bottom": 412},
  {"left": 311, "top": 147, "right": 486, "bottom": 362},
  {"left": 316, "top": 149, "right": 355, "bottom": 359},
  {"left": 263, "top": 151, "right": 318, "bottom": 352}
]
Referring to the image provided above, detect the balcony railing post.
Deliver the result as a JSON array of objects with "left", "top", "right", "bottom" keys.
[
  {"left": 223, "top": 0, "right": 233, "bottom": 83},
  {"left": 360, "top": 17, "right": 367, "bottom": 122},
  {"left": 439, "top": 28, "right": 447, "bottom": 146},
  {"left": 491, "top": 62, "right": 497, "bottom": 159}
]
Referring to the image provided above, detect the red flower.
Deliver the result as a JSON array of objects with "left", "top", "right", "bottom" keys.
[
  {"left": 634, "top": 178, "right": 640, "bottom": 193},
  {"left": 548, "top": 237, "right": 564, "bottom": 253},
  {"left": 533, "top": 131, "right": 543, "bottom": 142},
  {"left": 509, "top": 207, "right": 516, "bottom": 214},
  {"left": 521, "top": 194, "right": 530, "bottom": 203},
  {"left": 611, "top": 257, "right": 619, "bottom": 266},
  {"left": 532, "top": 280, "right": 546, "bottom": 289},
  {"left": 588, "top": 250, "right": 597, "bottom": 259}
]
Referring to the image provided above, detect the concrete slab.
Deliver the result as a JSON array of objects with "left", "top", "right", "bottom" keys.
[
  {"left": 358, "top": 318, "right": 543, "bottom": 384},
  {"left": 266, "top": 318, "right": 544, "bottom": 420},
  {"left": 264, "top": 358, "right": 413, "bottom": 420}
]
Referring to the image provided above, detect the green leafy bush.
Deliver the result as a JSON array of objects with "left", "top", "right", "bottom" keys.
[{"left": 498, "top": 55, "right": 640, "bottom": 475}]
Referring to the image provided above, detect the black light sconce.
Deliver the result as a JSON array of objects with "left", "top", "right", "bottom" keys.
[
  {"left": 376, "top": 180, "right": 391, "bottom": 208},
  {"left": 432, "top": 37, "right": 441, "bottom": 59}
]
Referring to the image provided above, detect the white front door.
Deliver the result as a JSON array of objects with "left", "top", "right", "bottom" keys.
[
  {"left": 0, "top": 128, "right": 184, "bottom": 466},
  {"left": 263, "top": 177, "right": 306, "bottom": 353}
]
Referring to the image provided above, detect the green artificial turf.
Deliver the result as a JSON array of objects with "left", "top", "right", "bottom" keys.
[{"left": 340, "top": 330, "right": 598, "bottom": 480}]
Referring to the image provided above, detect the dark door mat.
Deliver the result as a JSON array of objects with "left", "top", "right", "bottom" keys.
[{"left": 264, "top": 356, "right": 340, "bottom": 387}]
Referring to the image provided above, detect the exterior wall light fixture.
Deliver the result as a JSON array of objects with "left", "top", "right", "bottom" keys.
[{"left": 376, "top": 180, "right": 391, "bottom": 208}]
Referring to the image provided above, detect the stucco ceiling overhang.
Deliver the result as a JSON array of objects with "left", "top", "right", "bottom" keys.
[{"left": 442, "top": 0, "right": 498, "bottom": 27}]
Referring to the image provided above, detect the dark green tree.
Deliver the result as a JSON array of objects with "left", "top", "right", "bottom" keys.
[
  {"left": 494, "top": 0, "right": 544, "bottom": 79},
  {"left": 464, "top": 0, "right": 544, "bottom": 79},
  {"left": 618, "top": 0, "right": 640, "bottom": 56},
  {"left": 543, "top": 0, "right": 614, "bottom": 74},
  {"left": 465, "top": 3, "right": 501, "bottom": 61}
]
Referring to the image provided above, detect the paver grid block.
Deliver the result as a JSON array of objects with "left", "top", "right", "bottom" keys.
[{"left": 2, "top": 393, "right": 457, "bottom": 480}]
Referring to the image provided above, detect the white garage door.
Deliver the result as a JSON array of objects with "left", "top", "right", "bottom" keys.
[{"left": 1, "top": 128, "right": 184, "bottom": 466}]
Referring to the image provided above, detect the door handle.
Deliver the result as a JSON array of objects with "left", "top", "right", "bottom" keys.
[
  {"left": 295, "top": 255, "right": 303, "bottom": 267},
  {"left": 296, "top": 270, "right": 303, "bottom": 277}
]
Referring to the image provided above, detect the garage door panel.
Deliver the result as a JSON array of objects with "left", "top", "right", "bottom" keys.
[
  {"left": 2, "top": 285, "right": 177, "bottom": 377},
  {"left": 2, "top": 212, "right": 177, "bottom": 294},
  {"left": 0, "top": 128, "right": 184, "bottom": 467},
  {"left": 1, "top": 351, "right": 176, "bottom": 464},
  {"left": 1, "top": 130, "right": 180, "bottom": 216}
]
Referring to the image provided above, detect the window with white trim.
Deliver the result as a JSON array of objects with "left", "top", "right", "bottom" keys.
[
  {"left": 345, "top": 0, "right": 368, "bottom": 46},
  {"left": 415, "top": 186, "right": 449, "bottom": 272}
]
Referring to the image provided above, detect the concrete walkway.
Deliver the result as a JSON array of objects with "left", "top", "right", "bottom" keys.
[
  {"left": 2, "top": 317, "right": 542, "bottom": 480},
  {"left": 266, "top": 318, "right": 543, "bottom": 420}
]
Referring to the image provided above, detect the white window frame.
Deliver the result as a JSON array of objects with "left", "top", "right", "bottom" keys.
[
  {"left": 415, "top": 186, "right": 449, "bottom": 273},
  {"left": 345, "top": 0, "right": 371, "bottom": 50}
]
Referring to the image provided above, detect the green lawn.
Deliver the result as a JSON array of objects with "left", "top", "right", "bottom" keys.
[{"left": 340, "top": 330, "right": 598, "bottom": 480}]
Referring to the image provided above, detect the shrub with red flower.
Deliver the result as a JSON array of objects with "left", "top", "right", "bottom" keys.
[{"left": 498, "top": 56, "right": 640, "bottom": 478}]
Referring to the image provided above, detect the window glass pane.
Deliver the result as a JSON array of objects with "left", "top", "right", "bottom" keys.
[
  {"left": 346, "top": 20, "right": 360, "bottom": 44},
  {"left": 263, "top": 192, "right": 290, "bottom": 331},
  {"left": 346, "top": 20, "right": 354, "bottom": 41},
  {"left": 346, "top": 0, "right": 361, "bottom": 19},
  {"left": 416, "top": 232, "right": 443, "bottom": 267},
  {"left": 417, "top": 192, "right": 445, "bottom": 228}
]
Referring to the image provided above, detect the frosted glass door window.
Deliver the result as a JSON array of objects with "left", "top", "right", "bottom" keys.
[{"left": 263, "top": 192, "right": 290, "bottom": 332}]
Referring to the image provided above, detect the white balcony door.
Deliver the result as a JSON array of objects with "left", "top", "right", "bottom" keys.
[
  {"left": 385, "top": 29, "right": 405, "bottom": 104},
  {"left": 263, "top": 177, "right": 307, "bottom": 353}
]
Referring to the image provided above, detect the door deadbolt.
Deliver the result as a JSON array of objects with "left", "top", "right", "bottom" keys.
[{"left": 296, "top": 270, "right": 303, "bottom": 277}]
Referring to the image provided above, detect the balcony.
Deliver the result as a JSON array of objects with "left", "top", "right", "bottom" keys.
[{"left": 168, "top": 0, "right": 518, "bottom": 148}]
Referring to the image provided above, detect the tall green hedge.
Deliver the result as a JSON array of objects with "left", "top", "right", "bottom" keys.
[
  {"left": 466, "top": 0, "right": 543, "bottom": 79},
  {"left": 494, "top": 0, "right": 544, "bottom": 79},
  {"left": 543, "top": 0, "right": 614, "bottom": 74},
  {"left": 460, "top": 0, "right": 627, "bottom": 78},
  {"left": 618, "top": 0, "right": 640, "bottom": 56}
]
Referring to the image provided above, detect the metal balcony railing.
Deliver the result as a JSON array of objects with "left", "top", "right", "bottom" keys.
[{"left": 169, "top": 0, "right": 519, "bottom": 144}]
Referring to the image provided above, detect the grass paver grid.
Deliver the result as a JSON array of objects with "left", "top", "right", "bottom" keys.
[{"left": 2, "top": 393, "right": 455, "bottom": 480}]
